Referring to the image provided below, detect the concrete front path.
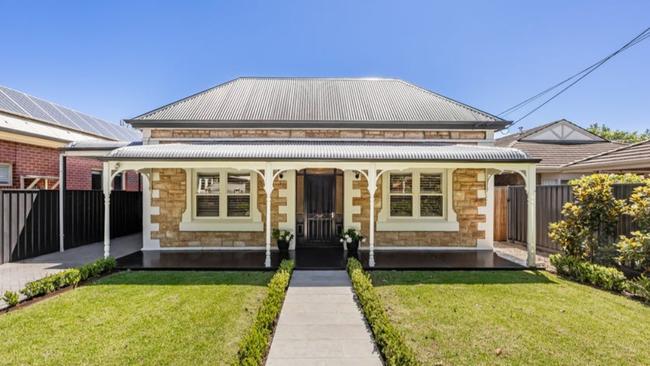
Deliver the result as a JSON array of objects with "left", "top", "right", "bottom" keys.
[
  {"left": 0, "top": 233, "right": 141, "bottom": 300},
  {"left": 266, "top": 270, "right": 383, "bottom": 366}
]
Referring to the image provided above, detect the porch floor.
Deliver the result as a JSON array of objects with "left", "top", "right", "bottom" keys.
[{"left": 115, "top": 248, "right": 524, "bottom": 270}]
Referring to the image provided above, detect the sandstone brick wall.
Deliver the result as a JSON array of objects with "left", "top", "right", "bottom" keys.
[
  {"left": 150, "top": 168, "right": 286, "bottom": 247},
  {"left": 150, "top": 129, "right": 486, "bottom": 140},
  {"left": 352, "top": 169, "right": 486, "bottom": 247}
]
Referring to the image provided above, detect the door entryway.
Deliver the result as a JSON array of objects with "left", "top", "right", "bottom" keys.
[{"left": 296, "top": 169, "right": 343, "bottom": 247}]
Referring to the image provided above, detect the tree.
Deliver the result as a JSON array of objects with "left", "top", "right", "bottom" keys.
[{"left": 587, "top": 123, "right": 650, "bottom": 143}]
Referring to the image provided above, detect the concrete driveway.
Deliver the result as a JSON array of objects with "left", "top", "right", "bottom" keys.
[{"left": 0, "top": 233, "right": 141, "bottom": 302}]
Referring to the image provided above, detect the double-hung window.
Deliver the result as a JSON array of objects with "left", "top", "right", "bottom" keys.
[
  {"left": 226, "top": 173, "right": 251, "bottom": 217},
  {"left": 194, "top": 172, "right": 252, "bottom": 218},
  {"left": 196, "top": 174, "right": 220, "bottom": 217},
  {"left": 388, "top": 172, "right": 444, "bottom": 218}
]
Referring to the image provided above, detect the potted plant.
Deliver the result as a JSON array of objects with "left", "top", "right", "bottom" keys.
[
  {"left": 340, "top": 228, "right": 365, "bottom": 254},
  {"left": 272, "top": 229, "right": 294, "bottom": 252}
]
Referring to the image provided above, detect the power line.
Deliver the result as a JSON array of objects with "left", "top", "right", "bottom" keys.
[{"left": 500, "top": 27, "right": 650, "bottom": 127}]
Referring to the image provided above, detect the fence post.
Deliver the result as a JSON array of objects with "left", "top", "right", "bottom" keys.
[{"left": 525, "top": 166, "right": 537, "bottom": 267}]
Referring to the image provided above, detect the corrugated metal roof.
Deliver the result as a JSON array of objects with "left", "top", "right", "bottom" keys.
[
  {"left": 563, "top": 139, "right": 650, "bottom": 170},
  {"left": 0, "top": 85, "right": 141, "bottom": 141},
  {"left": 105, "top": 140, "right": 534, "bottom": 162},
  {"left": 128, "top": 78, "right": 506, "bottom": 129}
]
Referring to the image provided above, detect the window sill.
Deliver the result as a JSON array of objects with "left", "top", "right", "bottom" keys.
[
  {"left": 179, "top": 219, "right": 263, "bottom": 232},
  {"left": 376, "top": 218, "right": 459, "bottom": 232}
]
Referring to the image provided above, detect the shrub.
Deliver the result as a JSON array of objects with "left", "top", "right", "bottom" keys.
[
  {"left": 627, "top": 275, "right": 650, "bottom": 303},
  {"left": 236, "top": 260, "right": 295, "bottom": 366},
  {"left": 79, "top": 257, "right": 117, "bottom": 281},
  {"left": 2, "top": 290, "right": 19, "bottom": 307},
  {"left": 627, "top": 184, "right": 650, "bottom": 231},
  {"left": 550, "top": 254, "right": 627, "bottom": 292},
  {"left": 20, "top": 257, "right": 115, "bottom": 300},
  {"left": 347, "top": 258, "right": 420, "bottom": 366},
  {"left": 616, "top": 231, "right": 650, "bottom": 274},
  {"left": 549, "top": 174, "right": 627, "bottom": 264},
  {"left": 21, "top": 269, "right": 82, "bottom": 298}
]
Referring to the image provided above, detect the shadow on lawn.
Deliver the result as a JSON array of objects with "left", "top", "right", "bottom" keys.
[
  {"left": 90, "top": 271, "right": 272, "bottom": 286},
  {"left": 370, "top": 270, "right": 556, "bottom": 286}
]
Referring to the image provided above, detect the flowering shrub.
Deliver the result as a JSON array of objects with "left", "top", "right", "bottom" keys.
[
  {"left": 271, "top": 229, "right": 294, "bottom": 243},
  {"left": 340, "top": 228, "right": 365, "bottom": 245},
  {"left": 549, "top": 174, "right": 627, "bottom": 264}
]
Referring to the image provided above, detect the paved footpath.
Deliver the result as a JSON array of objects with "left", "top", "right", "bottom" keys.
[{"left": 266, "top": 270, "right": 383, "bottom": 366}]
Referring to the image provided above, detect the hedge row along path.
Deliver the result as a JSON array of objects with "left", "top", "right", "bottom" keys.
[{"left": 266, "top": 270, "right": 382, "bottom": 365}]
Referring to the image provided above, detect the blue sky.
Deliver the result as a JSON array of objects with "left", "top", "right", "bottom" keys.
[{"left": 1, "top": 0, "right": 648, "bottom": 133}]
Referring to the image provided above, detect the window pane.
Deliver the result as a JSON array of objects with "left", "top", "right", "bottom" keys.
[
  {"left": 390, "top": 174, "right": 412, "bottom": 194},
  {"left": 0, "top": 165, "right": 11, "bottom": 185},
  {"left": 197, "top": 174, "right": 219, "bottom": 194},
  {"left": 421, "top": 195, "right": 443, "bottom": 217},
  {"left": 421, "top": 174, "right": 442, "bottom": 193},
  {"left": 228, "top": 174, "right": 250, "bottom": 194},
  {"left": 228, "top": 196, "right": 250, "bottom": 217},
  {"left": 91, "top": 172, "right": 102, "bottom": 190},
  {"left": 197, "top": 196, "right": 219, "bottom": 216},
  {"left": 390, "top": 196, "right": 412, "bottom": 216}
]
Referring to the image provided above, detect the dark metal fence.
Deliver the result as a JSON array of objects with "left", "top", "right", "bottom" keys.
[
  {"left": 507, "top": 184, "right": 640, "bottom": 251},
  {"left": 1, "top": 190, "right": 142, "bottom": 264}
]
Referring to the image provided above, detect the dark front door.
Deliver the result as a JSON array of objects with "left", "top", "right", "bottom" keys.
[{"left": 304, "top": 173, "right": 339, "bottom": 244}]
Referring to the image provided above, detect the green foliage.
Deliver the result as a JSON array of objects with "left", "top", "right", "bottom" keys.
[
  {"left": 271, "top": 229, "right": 294, "bottom": 242},
  {"left": 21, "top": 269, "right": 82, "bottom": 298},
  {"left": 78, "top": 257, "right": 117, "bottom": 281},
  {"left": 549, "top": 174, "right": 626, "bottom": 264},
  {"left": 2, "top": 290, "right": 19, "bottom": 307},
  {"left": 627, "top": 275, "right": 650, "bottom": 303},
  {"left": 347, "top": 258, "right": 420, "bottom": 366},
  {"left": 550, "top": 254, "right": 627, "bottom": 292},
  {"left": 20, "top": 257, "right": 116, "bottom": 300},
  {"left": 587, "top": 123, "right": 650, "bottom": 143},
  {"left": 626, "top": 184, "right": 650, "bottom": 231},
  {"left": 616, "top": 231, "right": 650, "bottom": 273},
  {"left": 236, "top": 260, "right": 294, "bottom": 366}
]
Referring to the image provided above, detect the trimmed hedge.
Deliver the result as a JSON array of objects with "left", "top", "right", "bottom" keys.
[
  {"left": 550, "top": 254, "right": 627, "bottom": 292},
  {"left": 2, "top": 291, "right": 19, "bottom": 307},
  {"left": 235, "top": 259, "right": 295, "bottom": 366},
  {"left": 20, "top": 257, "right": 117, "bottom": 300},
  {"left": 347, "top": 258, "right": 420, "bottom": 366}
]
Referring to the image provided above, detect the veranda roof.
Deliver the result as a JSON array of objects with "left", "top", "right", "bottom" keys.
[{"left": 103, "top": 140, "right": 536, "bottom": 162}]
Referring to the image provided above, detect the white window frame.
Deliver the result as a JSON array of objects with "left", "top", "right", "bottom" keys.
[
  {"left": 180, "top": 169, "right": 262, "bottom": 232},
  {"left": 0, "top": 163, "right": 12, "bottom": 187},
  {"left": 378, "top": 169, "right": 458, "bottom": 232}
]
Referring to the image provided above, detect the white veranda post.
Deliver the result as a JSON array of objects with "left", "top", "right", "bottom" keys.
[
  {"left": 102, "top": 162, "right": 111, "bottom": 259},
  {"left": 264, "top": 164, "right": 274, "bottom": 268},
  {"left": 525, "top": 165, "right": 537, "bottom": 267},
  {"left": 367, "top": 165, "right": 377, "bottom": 267}
]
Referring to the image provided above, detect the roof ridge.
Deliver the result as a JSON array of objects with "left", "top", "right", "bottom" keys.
[{"left": 394, "top": 79, "right": 505, "bottom": 123}]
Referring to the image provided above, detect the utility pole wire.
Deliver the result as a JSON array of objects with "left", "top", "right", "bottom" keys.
[{"left": 499, "top": 27, "right": 650, "bottom": 125}]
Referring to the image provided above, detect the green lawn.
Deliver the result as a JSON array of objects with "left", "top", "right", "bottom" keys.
[
  {"left": 371, "top": 270, "right": 650, "bottom": 366},
  {"left": 0, "top": 271, "right": 273, "bottom": 366}
]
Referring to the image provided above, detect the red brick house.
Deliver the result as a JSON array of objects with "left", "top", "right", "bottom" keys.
[{"left": 0, "top": 85, "right": 141, "bottom": 190}]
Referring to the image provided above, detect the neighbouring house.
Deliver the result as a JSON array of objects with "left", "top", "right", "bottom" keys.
[
  {"left": 494, "top": 119, "right": 624, "bottom": 185},
  {"left": 563, "top": 138, "right": 650, "bottom": 175},
  {"left": 67, "top": 77, "right": 540, "bottom": 266},
  {"left": 0, "top": 85, "right": 141, "bottom": 191}
]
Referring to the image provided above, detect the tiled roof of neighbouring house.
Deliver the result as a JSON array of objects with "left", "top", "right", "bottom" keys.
[
  {"left": 563, "top": 139, "right": 650, "bottom": 170},
  {"left": 0, "top": 85, "right": 141, "bottom": 141},
  {"left": 104, "top": 140, "right": 536, "bottom": 162},
  {"left": 127, "top": 77, "right": 508, "bottom": 130},
  {"left": 495, "top": 119, "right": 625, "bottom": 169}
]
